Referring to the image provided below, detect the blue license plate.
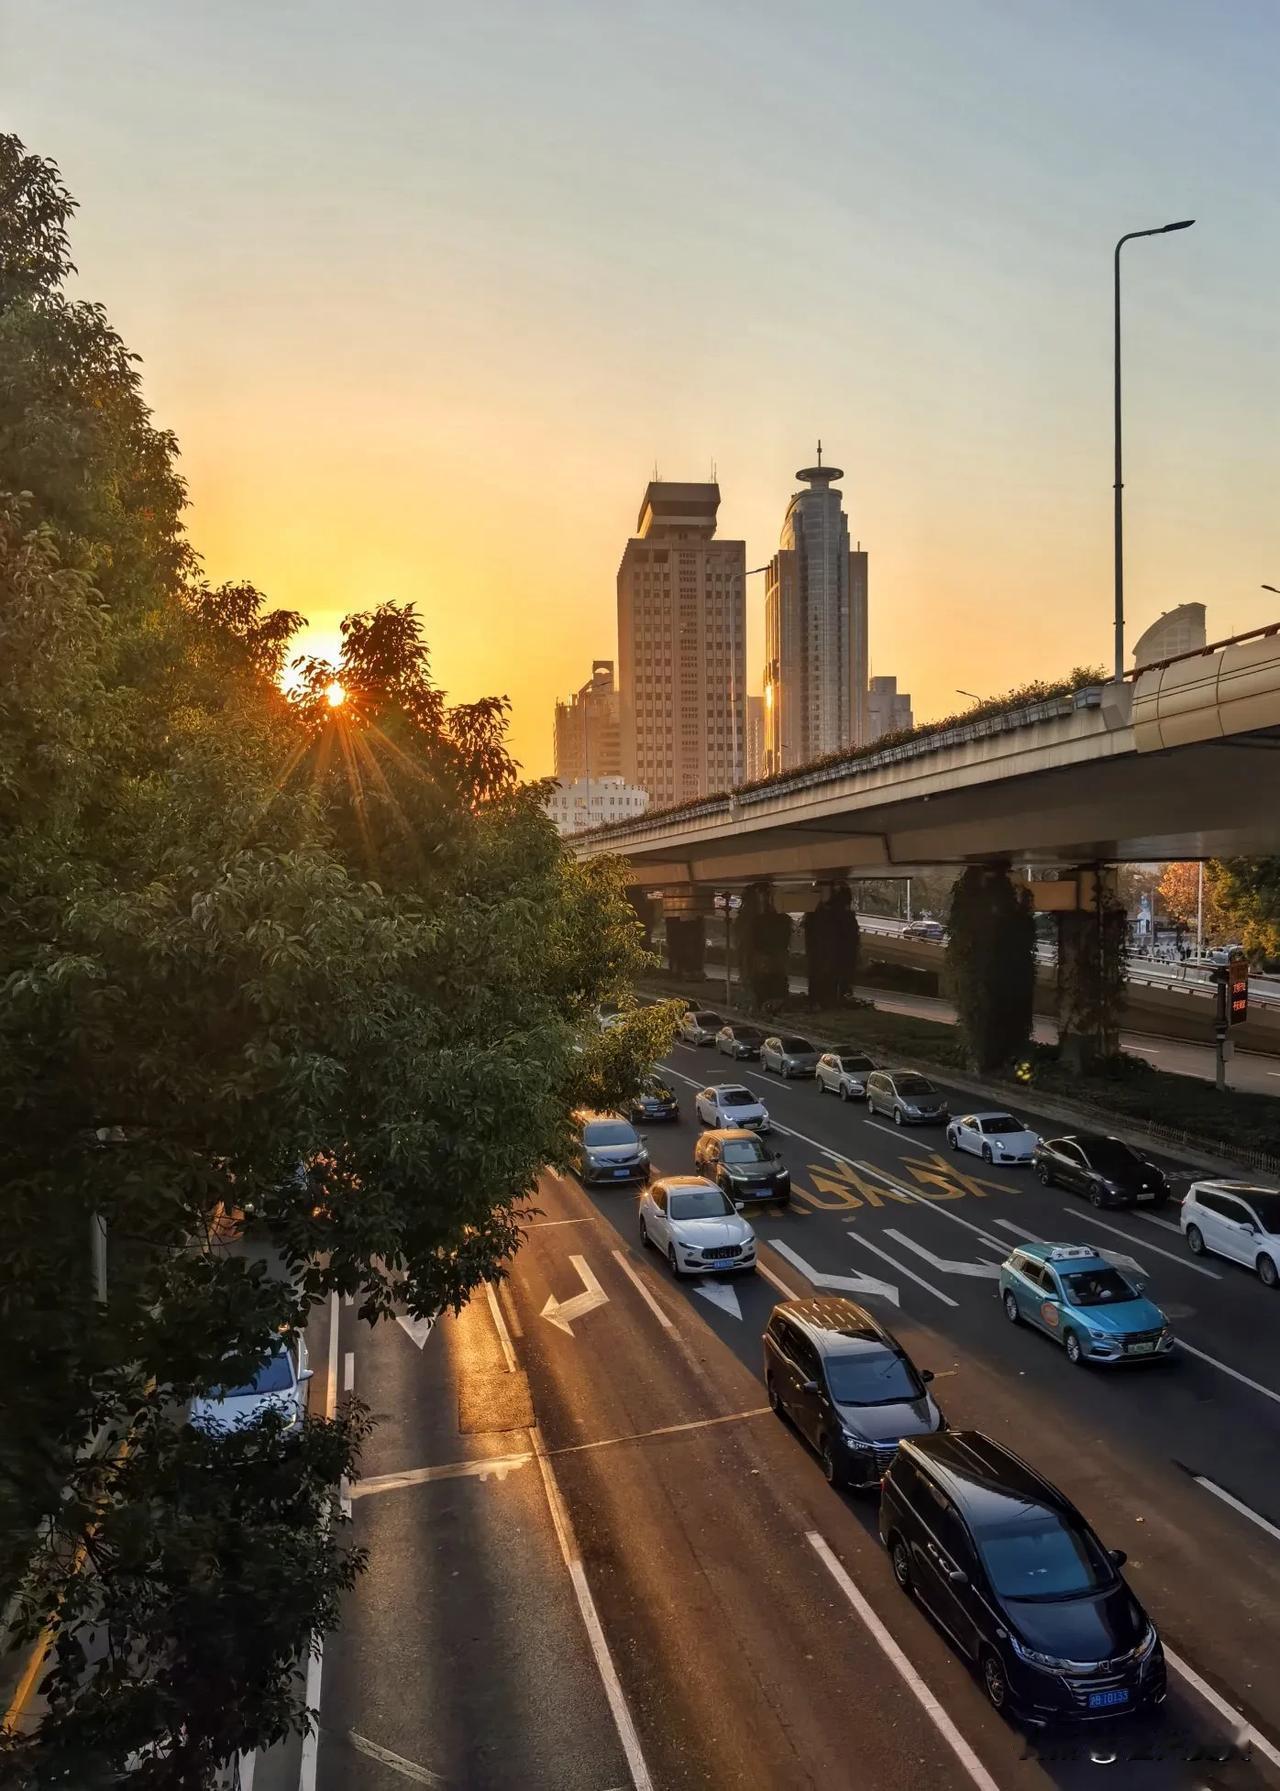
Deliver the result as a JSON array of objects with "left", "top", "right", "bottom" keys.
[
  {"left": 1088, "top": 1688, "right": 1129, "bottom": 1709},
  {"left": 613, "top": 1168, "right": 631, "bottom": 1178}
]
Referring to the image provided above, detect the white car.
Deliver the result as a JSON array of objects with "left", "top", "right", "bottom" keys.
[
  {"left": 190, "top": 1334, "right": 313, "bottom": 1433},
  {"left": 695, "top": 1083, "right": 771, "bottom": 1132},
  {"left": 639, "top": 1175, "right": 757, "bottom": 1277},
  {"left": 1182, "top": 1181, "right": 1280, "bottom": 1287},
  {"left": 679, "top": 1009, "right": 723, "bottom": 1047},
  {"left": 815, "top": 1050, "right": 877, "bottom": 1100},
  {"left": 945, "top": 1111, "right": 1039, "bottom": 1165}
]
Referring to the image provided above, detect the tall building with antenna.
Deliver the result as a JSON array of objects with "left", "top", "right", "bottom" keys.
[
  {"left": 763, "top": 447, "right": 868, "bottom": 773},
  {"left": 617, "top": 480, "right": 745, "bottom": 808}
]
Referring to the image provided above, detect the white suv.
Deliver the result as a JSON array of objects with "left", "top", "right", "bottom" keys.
[{"left": 1181, "top": 1182, "right": 1280, "bottom": 1288}]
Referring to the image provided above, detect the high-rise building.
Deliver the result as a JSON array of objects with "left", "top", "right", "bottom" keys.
[
  {"left": 744, "top": 694, "right": 766, "bottom": 782},
  {"left": 544, "top": 775, "right": 649, "bottom": 836},
  {"left": 1133, "top": 603, "right": 1207, "bottom": 669},
  {"left": 763, "top": 451, "right": 868, "bottom": 774},
  {"left": 553, "top": 660, "right": 622, "bottom": 784},
  {"left": 867, "top": 674, "right": 913, "bottom": 742},
  {"left": 617, "top": 481, "right": 745, "bottom": 808}
]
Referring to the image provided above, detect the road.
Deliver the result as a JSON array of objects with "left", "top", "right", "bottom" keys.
[{"left": 309, "top": 1046, "right": 1280, "bottom": 1791}]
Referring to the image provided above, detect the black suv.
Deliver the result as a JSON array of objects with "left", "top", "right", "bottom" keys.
[
  {"left": 763, "top": 1297, "right": 943, "bottom": 1489},
  {"left": 1033, "top": 1134, "right": 1169, "bottom": 1209},
  {"left": 880, "top": 1431, "right": 1165, "bottom": 1725},
  {"left": 695, "top": 1128, "right": 790, "bottom": 1209}
]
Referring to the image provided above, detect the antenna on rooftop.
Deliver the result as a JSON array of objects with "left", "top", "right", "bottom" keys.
[{"left": 816, "top": 438, "right": 822, "bottom": 467}]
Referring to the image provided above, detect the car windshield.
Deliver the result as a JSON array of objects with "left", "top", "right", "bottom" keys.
[
  {"left": 983, "top": 1116, "right": 1023, "bottom": 1134},
  {"left": 669, "top": 1188, "right": 735, "bottom": 1220},
  {"left": 694, "top": 1012, "right": 721, "bottom": 1026},
  {"left": 734, "top": 1027, "right": 764, "bottom": 1042},
  {"left": 218, "top": 1348, "right": 294, "bottom": 1398},
  {"left": 584, "top": 1122, "right": 636, "bottom": 1146},
  {"left": 722, "top": 1139, "right": 768, "bottom": 1164},
  {"left": 897, "top": 1075, "right": 935, "bottom": 1096},
  {"left": 1061, "top": 1267, "right": 1138, "bottom": 1307},
  {"left": 720, "top": 1090, "right": 756, "bottom": 1107},
  {"left": 642, "top": 1079, "right": 671, "bottom": 1098},
  {"left": 1082, "top": 1140, "right": 1140, "bottom": 1173},
  {"left": 840, "top": 1054, "right": 874, "bottom": 1071},
  {"left": 976, "top": 1512, "right": 1115, "bottom": 1601},
  {"left": 1243, "top": 1192, "right": 1280, "bottom": 1233},
  {"left": 781, "top": 1037, "right": 812, "bottom": 1052},
  {"left": 825, "top": 1349, "right": 922, "bottom": 1406}
]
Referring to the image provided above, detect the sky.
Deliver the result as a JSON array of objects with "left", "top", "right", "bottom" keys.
[{"left": 5, "top": 0, "right": 1279, "bottom": 777}]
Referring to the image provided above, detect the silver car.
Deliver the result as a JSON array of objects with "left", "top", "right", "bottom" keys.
[
  {"left": 866, "top": 1070, "right": 948, "bottom": 1126},
  {"left": 815, "top": 1050, "right": 878, "bottom": 1100},
  {"left": 190, "top": 1335, "right": 312, "bottom": 1434},
  {"left": 679, "top": 1009, "right": 723, "bottom": 1047},
  {"left": 761, "top": 1034, "right": 821, "bottom": 1078}
]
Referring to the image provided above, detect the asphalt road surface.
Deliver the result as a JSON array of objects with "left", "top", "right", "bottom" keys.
[{"left": 311, "top": 1048, "right": 1280, "bottom": 1791}]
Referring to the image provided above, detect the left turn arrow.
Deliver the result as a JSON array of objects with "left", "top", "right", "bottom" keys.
[{"left": 541, "top": 1255, "right": 610, "bottom": 1336}]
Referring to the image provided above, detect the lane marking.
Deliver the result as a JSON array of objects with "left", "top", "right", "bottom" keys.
[
  {"left": 529, "top": 1215, "right": 599, "bottom": 1228},
  {"left": 843, "top": 1231, "right": 959, "bottom": 1307},
  {"left": 768, "top": 1237, "right": 900, "bottom": 1307},
  {"left": 610, "top": 1248, "right": 674, "bottom": 1330},
  {"left": 882, "top": 1230, "right": 1001, "bottom": 1280},
  {"left": 343, "top": 1293, "right": 354, "bottom": 1308},
  {"left": 1129, "top": 1208, "right": 1185, "bottom": 1236},
  {"left": 1069, "top": 1212, "right": 1222, "bottom": 1280},
  {"left": 347, "top": 1728, "right": 446, "bottom": 1784},
  {"left": 694, "top": 1279, "right": 743, "bottom": 1318},
  {"left": 991, "top": 1216, "right": 1147, "bottom": 1279},
  {"left": 1162, "top": 1644, "right": 1280, "bottom": 1773},
  {"left": 1189, "top": 1473, "right": 1280, "bottom": 1547},
  {"left": 299, "top": 1291, "right": 341, "bottom": 1791},
  {"left": 1176, "top": 1339, "right": 1280, "bottom": 1410},
  {"left": 395, "top": 1312, "right": 437, "bottom": 1349},
  {"left": 807, "top": 1532, "right": 1001, "bottom": 1791},
  {"left": 541, "top": 1255, "right": 610, "bottom": 1336},
  {"left": 755, "top": 1256, "right": 801, "bottom": 1300},
  {"left": 498, "top": 1280, "right": 525, "bottom": 1339},
  {"left": 485, "top": 1277, "right": 653, "bottom": 1791},
  {"left": 342, "top": 1350, "right": 354, "bottom": 1394}
]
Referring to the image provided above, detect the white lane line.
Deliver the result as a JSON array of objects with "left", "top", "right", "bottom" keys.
[
  {"left": 342, "top": 1350, "right": 354, "bottom": 1394},
  {"left": 807, "top": 1532, "right": 1001, "bottom": 1791},
  {"left": 1070, "top": 1211, "right": 1222, "bottom": 1280},
  {"left": 324, "top": 1290, "right": 340, "bottom": 1420},
  {"left": 348, "top": 1729, "right": 446, "bottom": 1784},
  {"left": 992, "top": 1216, "right": 1146, "bottom": 1278},
  {"left": 1162, "top": 1644, "right": 1280, "bottom": 1773},
  {"left": 610, "top": 1249, "right": 674, "bottom": 1330},
  {"left": 1129, "top": 1208, "right": 1185, "bottom": 1236},
  {"left": 353, "top": 1454, "right": 534, "bottom": 1498},
  {"left": 1191, "top": 1474, "right": 1280, "bottom": 1547},
  {"left": 300, "top": 1291, "right": 341, "bottom": 1791},
  {"left": 1176, "top": 1339, "right": 1280, "bottom": 1409},
  {"left": 529, "top": 1215, "right": 599, "bottom": 1228},
  {"left": 486, "top": 1276, "right": 653, "bottom": 1791},
  {"left": 882, "top": 1229, "right": 1001, "bottom": 1280},
  {"left": 844, "top": 1231, "right": 959, "bottom": 1307},
  {"left": 755, "top": 1256, "right": 802, "bottom": 1300}
]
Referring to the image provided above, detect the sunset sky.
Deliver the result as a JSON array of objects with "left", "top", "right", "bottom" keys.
[{"left": 7, "top": 0, "right": 1279, "bottom": 777}]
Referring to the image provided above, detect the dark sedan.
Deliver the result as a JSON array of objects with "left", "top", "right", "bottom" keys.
[
  {"left": 694, "top": 1128, "right": 791, "bottom": 1209},
  {"left": 628, "top": 1076, "right": 679, "bottom": 1124},
  {"left": 571, "top": 1115, "right": 651, "bottom": 1186},
  {"left": 716, "top": 1023, "right": 766, "bottom": 1060},
  {"left": 1033, "top": 1134, "right": 1169, "bottom": 1209}
]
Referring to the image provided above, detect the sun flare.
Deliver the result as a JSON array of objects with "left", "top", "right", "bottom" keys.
[{"left": 325, "top": 681, "right": 346, "bottom": 709}]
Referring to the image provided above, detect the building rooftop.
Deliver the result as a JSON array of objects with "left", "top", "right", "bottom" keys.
[{"left": 636, "top": 480, "right": 720, "bottom": 538}]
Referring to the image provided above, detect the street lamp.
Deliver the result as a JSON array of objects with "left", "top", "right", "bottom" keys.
[
  {"left": 956, "top": 689, "right": 985, "bottom": 703},
  {"left": 1262, "top": 584, "right": 1280, "bottom": 597},
  {"left": 1113, "top": 220, "right": 1195, "bottom": 683}
]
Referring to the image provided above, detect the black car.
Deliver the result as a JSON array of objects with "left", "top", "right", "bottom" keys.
[
  {"left": 695, "top": 1128, "right": 790, "bottom": 1209},
  {"left": 880, "top": 1431, "right": 1165, "bottom": 1726},
  {"left": 716, "top": 1023, "right": 766, "bottom": 1060},
  {"left": 763, "top": 1297, "right": 943, "bottom": 1489},
  {"left": 628, "top": 1076, "right": 679, "bottom": 1124},
  {"left": 1033, "top": 1134, "right": 1169, "bottom": 1209},
  {"left": 570, "top": 1114, "right": 651, "bottom": 1186}
]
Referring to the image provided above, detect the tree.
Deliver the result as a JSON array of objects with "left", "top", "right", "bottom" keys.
[
  {"left": 0, "top": 132, "right": 672, "bottom": 1784},
  {"left": 1157, "top": 861, "right": 1231, "bottom": 945},
  {"left": 945, "top": 867, "right": 1036, "bottom": 1072},
  {"left": 1206, "top": 860, "right": 1280, "bottom": 959}
]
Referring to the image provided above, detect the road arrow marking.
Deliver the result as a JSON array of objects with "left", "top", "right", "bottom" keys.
[
  {"left": 395, "top": 1312, "right": 436, "bottom": 1350},
  {"left": 694, "top": 1279, "right": 742, "bottom": 1318},
  {"left": 541, "top": 1254, "right": 610, "bottom": 1335},
  {"left": 882, "top": 1230, "right": 1001, "bottom": 1279},
  {"left": 769, "top": 1238, "right": 900, "bottom": 1307}
]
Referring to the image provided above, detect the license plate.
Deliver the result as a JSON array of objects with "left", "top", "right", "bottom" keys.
[
  {"left": 1088, "top": 1688, "right": 1129, "bottom": 1709},
  {"left": 613, "top": 1168, "right": 631, "bottom": 1178},
  {"left": 1127, "top": 1341, "right": 1156, "bottom": 1355},
  {"left": 1137, "top": 1191, "right": 1155, "bottom": 1202}
]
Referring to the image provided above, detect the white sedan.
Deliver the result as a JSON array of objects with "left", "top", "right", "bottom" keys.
[
  {"left": 639, "top": 1175, "right": 757, "bottom": 1277},
  {"left": 190, "top": 1334, "right": 313, "bottom": 1433},
  {"left": 695, "top": 1083, "right": 771, "bottom": 1132},
  {"left": 945, "top": 1111, "right": 1039, "bottom": 1165}
]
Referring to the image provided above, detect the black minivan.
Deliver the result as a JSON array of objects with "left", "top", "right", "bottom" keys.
[
  {"left": 880, "top": 1431, "right": 1165, "bottom": 1725},
  {"left": 763, "top": 1297, "right": 944, "bottom": 1489}
]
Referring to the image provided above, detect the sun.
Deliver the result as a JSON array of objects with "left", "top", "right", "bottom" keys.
[{"left": 325, "top": 681, "right": 346, "bottom": 709}]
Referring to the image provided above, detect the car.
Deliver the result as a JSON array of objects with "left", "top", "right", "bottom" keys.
[
  {"left": 1033, "top": 1134, "right": 1169, "bottom": 1208},
  {"left": 715, "top": 1022, "right": 766, "bottom": 1060},
  {"left": 763, "top": 1296, "right": 943, "bottom": 1489},
  {"left": 946, "top": 1111, "right": 1039, "bottom": 1164},
  {"left": 639, "top": 1175, "right": 757, "bottom": 1277},
  {"left": 902, "top": 920, "right": 945, "bottom": 942},
  {"left": 881, "top": 1431, "right": 1164, "bottom": 1724},
  {"left": 866, "top": 1070, "right": 948, "bottom": 1126},
  {"left": 190, "top": 1333, "right": 313, "bottom": 1434},
  {"left": 694, "top": 1127, "right": 791, "bottom": 1209},
  {"left": 999, "top": 1243, "right": 1174, "bottom": 1367},
  {"left": 678, "top": 1009, "right": 723, "bottom": 1046},
  {"left": 760, "top": 1034, "right": 822, "bottom": 1077},
  {"left": 1181, "top": 1182, "right": 1280, "bottom": 1287},
  {"left": 815, "top": 1050, "right": 878, "bottom": 1100},
  {"left": 570, "top": 1113, "right": 651, "bottom": 1185},
  {"left": 694, "top": 1083, "right": 771, "bottom": 1132},
  {"left": 627, "top": 1074, "right": 679, "bottom": 1124}
]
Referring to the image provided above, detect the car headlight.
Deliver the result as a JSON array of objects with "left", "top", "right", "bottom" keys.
[
  {"left": 1088, "top": 1329, "right": 1118, "bottom": 1346},
  {"left": 1011, "top": 1636, "right": 1082, "bottom": 1671},
  {"left": 776, "top": 1169, "right": 791, "bottom": 1186},
  {"left": 840, "top": 1428, "right": 870, "bottom": 1448},
  {"left": 1131, "top": 1623, "right": 1158, "bottom": 1661}
]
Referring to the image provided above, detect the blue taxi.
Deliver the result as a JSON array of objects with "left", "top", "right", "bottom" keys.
[{"left": 999, "top": 1242, "right": 1175, "bottom": 1367}]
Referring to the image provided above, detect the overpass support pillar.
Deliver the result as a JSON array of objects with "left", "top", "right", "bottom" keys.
[
  {"left": 660, "top": 888, "right": 713, "bottom": 982},
  {"left": 1056, "top": 866, "right": 1127, "bottom": 1069}
]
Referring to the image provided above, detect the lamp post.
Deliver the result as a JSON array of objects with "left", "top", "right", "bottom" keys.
[
  {"left": 956, "top": 688, "right": 985, "bottom": 703},
  {"left": 1113, "top": 220, "right": 1194, "bottom": 683},
  {"left": 1262, "top": 584, "right": 1280, "bottom": 597}
]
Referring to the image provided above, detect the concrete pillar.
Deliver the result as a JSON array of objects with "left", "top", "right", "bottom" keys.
[
  {"left": 660, "top": 888, "right": 713, "bottom": 982},
  {"left": 1056, "top": 866, "right": 1127, "bottom": 1069}
]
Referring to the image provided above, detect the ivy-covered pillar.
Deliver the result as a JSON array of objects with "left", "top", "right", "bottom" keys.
[
  {"left": 945, "top": 865, "right": 1037, "bottom": 1071},
  {"left": 1056, "top": 866, "right": 1127, "bottom": 1069},
  {"left": 803, "top": 882, "right": 861, "bottom": 1008},
  {"left": 662, "top": 890, "right": 710, "bottom": 982},
  {"left": 737, "top": 882, "right": 793, "bottom": 1012}
]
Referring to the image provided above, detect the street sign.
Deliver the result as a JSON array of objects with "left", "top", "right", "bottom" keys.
[{"left": 1228, "top": 950, "right": 1249, "bottom": 1026}]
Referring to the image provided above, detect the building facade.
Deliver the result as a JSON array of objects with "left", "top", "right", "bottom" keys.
[
  {"left": 866, "top": 674, "right": 913, "bottom": 742},
  {"left": 553, "top": 660, "right": 622, "bottom": 784},
  {"left": 744, "top": 693, "right": 766, "bottom": 783},
  {"left": 544, "top": 775, "right": 649, "bottom": 836},
  {"left": 617, "top": 480, "right": 746, "bottom": 808},
  {"left": 1132, "top": 603, "right": 1207, "bottom": 669},
  {"left": 762, "top": 453, "right": 867, "bottom": 774}
]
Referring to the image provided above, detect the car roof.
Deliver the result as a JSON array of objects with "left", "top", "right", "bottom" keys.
[
  {"left": 710, "top": 1083, "right": 753, "bottom": 1096},
  {"left": 653, "top": 1174, "right": 719, "bottom": 1192},
  {"left": 1061, "top": 1132, "right": 1122, "bottom": 1148},
  {"left": 706, "top": 1127, "right": 765, "bottom": 1142},
  {"left": 1190, "top": 1179, "right": 1274, "bottom": 1197},
  {"left": 900, "top": 1430, "right": 1078, "bottom": 1529},
  {"left": 774, "top": 1296, "right": 890, "bottom": 1352},
  {"left": 966, "top": 1110, "right": 1019, "bottom": 1122},
  {"left": 1012, "top": 1241, "right": 1110, "bottom": 1271}
]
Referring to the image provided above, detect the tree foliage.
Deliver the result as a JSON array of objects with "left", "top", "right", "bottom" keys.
[
  {"left": 945, "top": 867, "right": 1036, "bottom": 1072},
  {"left": 1205, "top": 860, "right": 1280, "bottom": 959},
  {"left": 0, "top": 131, "right": 668, "bottom": 1785},
  {"left": 1157, "top": 860, "right": 1231, "bottom": 945}
]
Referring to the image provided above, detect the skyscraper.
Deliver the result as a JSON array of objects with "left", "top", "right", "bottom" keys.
[
  {"left": 617, "top": 481, "right": 745, "bottom": 808},
  {"left": 762, "top": 450, "right": 868, "bottom": 774},
  {"left": 867, "top": 674, "right": 913, "bottom": 741},
  {"left": 553, "top": 660, "right": 622, "bottom": 784},
  {"left": 744, "top": 694, "right": 766, "bottom": 782}
]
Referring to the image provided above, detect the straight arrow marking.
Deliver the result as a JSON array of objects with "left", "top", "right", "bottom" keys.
[
  {"left": 768, "top": 1238, "right": 900, "bottom": 1307},
  {"left": 694, "top": 1279, "right": 742, "bottom": 1318},
  {"left": 541, "top": 1254, "right": 610, "bottom": 1335},
  {"left": 395, "top": 1313, "right": 436, "bottom": 1350},
  {"left": 882, "top": 1230, "right": 1002, "bottom": 1279}
]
